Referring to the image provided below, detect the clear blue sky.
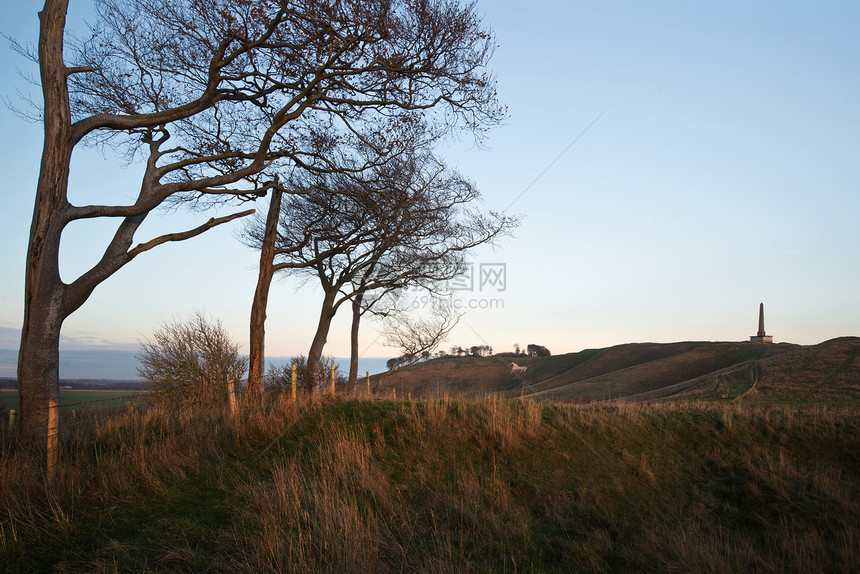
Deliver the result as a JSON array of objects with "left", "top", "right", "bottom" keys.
[{"left": 1, "top": 1, "right": 859, "bottom": 378}]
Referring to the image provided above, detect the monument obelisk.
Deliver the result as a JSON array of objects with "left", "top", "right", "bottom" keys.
[{"left": 749, "top": 302, "right": 773, "bottom": 343}]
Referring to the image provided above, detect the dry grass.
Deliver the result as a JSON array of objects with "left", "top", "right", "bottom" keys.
[{"left": 1, "top": 395, "right": 858, "bottom": 572}]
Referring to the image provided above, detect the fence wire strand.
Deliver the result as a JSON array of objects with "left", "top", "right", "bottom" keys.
[{"left": 0, "top": 385, "right": 255, "bottom": 443}]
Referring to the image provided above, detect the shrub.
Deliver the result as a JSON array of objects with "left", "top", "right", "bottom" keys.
[
  {"left": 137, "top": 311, "right": 247, "bottom": 407},
  {"left": 266, "top": 355, "right": 342, "bottom": 395}
]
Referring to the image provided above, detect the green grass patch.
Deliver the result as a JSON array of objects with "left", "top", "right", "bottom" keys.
[{"left": 0, "top": 390, "right": 145, "bottom": 413}]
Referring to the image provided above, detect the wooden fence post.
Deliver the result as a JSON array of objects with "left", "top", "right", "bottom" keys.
[
  {"left": 291, "top": 364, "right": 297, "bottom": 401},
  {"left": 393, "top": 387, "right": 396, "bottom": 401},
  {"left": 366, "top": 371, "right": 370, "bottom": 397},
  {"left": 47, "top": 400, "right": 59, "bottom": 482},
  {"left": 8, "top": 409, "right": 15, "bottom": 433},
  {"left": 330, "top": 363, "right": 336, "bottom": 395},
  {"left": 227, "top": 379, "right": 237, "bottom": 416}
]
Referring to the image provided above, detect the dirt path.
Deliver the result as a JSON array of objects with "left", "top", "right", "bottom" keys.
[{"left": 731, "top": 363, "right": 758, "bottom": 402}]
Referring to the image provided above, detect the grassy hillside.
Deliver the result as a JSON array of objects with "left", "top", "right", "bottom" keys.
[
  {"left": 2, "top": 397, "right": 858, "bottom": 572},
  {"left": 378, "top": 338, "right": 860, "bottom": 406}
]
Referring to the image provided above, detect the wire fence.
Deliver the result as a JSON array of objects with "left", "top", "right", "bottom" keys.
[
  {"left": 0, "top": 389, "right": 218, "bottom": 444},
  {"left": 2, "top": 383, "right": 235, "bottom": 439},
  {"left": 0, "top": 372, "right": 387, "bottom": 446}
]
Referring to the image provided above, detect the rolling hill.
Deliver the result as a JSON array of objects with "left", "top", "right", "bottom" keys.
[{"left": 377, "top": 337, "right": 860, "bottom": 406}]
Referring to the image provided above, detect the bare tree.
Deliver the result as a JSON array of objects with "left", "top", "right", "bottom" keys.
[
  {"left": 242, "top": 150, "right": 515, "bottom": 394},
  {"left": 137, "top": 311, "right": 247, "bottom": 408},
  {"left": 246, "top": 186, "right": 284, "bottom": 402},
  {"left": 15, "top": 0, "right": 502, "bottom": 435},
  {"left": 372, "top": 301, "right": 461, "bottom": 393}
]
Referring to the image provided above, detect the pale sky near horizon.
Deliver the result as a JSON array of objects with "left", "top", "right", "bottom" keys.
[{"left": 1, "top": 1, "right": 859, "bottom": 379}]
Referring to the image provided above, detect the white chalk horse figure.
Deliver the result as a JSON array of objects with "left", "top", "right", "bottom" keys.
[{"left": 509, "top": 362, "right": 527, "bottom": 375}]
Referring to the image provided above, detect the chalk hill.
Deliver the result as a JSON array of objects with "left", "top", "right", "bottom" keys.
[{"left": 379, "top": 337, "right": 860, "bottom": 405}]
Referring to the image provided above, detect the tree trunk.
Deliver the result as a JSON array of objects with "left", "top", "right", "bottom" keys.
[
  {"left": 306, "top": 288, "right": 338, "bottom": 396},
  {"left": 347, "top": 292, "right": 364, "bottom": 395},
  {"left": 17, "top": 0, "right": 74, "bottom": 438},
  {"left": 17, "top": 292, "right": 66, "bottom": 439},
  {"left": 246, "top": 187, "right": 283, "bottom": 401}
]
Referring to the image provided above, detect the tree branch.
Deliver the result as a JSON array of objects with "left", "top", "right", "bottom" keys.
[{"left": 128, "top": 209, "right": 255, "bottom": 258}]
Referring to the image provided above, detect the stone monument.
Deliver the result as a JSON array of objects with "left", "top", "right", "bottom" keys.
[{"left": 749, "top": 302, "right": 773, "bottom": 343}]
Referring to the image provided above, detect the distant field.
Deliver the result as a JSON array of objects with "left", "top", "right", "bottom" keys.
[{"left": 0, "top": 389, "right": 146, "bottom": 413}]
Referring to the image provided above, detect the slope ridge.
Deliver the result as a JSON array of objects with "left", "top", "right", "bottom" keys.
[{"left": 378, "top": 338, "right": 859, "bottom": 405}]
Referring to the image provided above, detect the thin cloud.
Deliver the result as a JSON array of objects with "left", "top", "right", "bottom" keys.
[
  {"left": 59, "top": 332, "right": 140, "bottom": 351},
  {"left": 0, "top": 326, "right": 139, "bottom": 352}
]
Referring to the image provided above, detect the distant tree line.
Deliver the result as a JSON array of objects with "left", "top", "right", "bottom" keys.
[
  {"left": 0, "top": 379, "right": 144, "bottom": 391},
  {"left": 527, "top": 344, "right": 552, "bottom": 357},
  {"left": 387, "top": 343, "right": 552, "bottom": 366},
  {"left": 446, "top": 345, "right": 494, "bottom": 358}
]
